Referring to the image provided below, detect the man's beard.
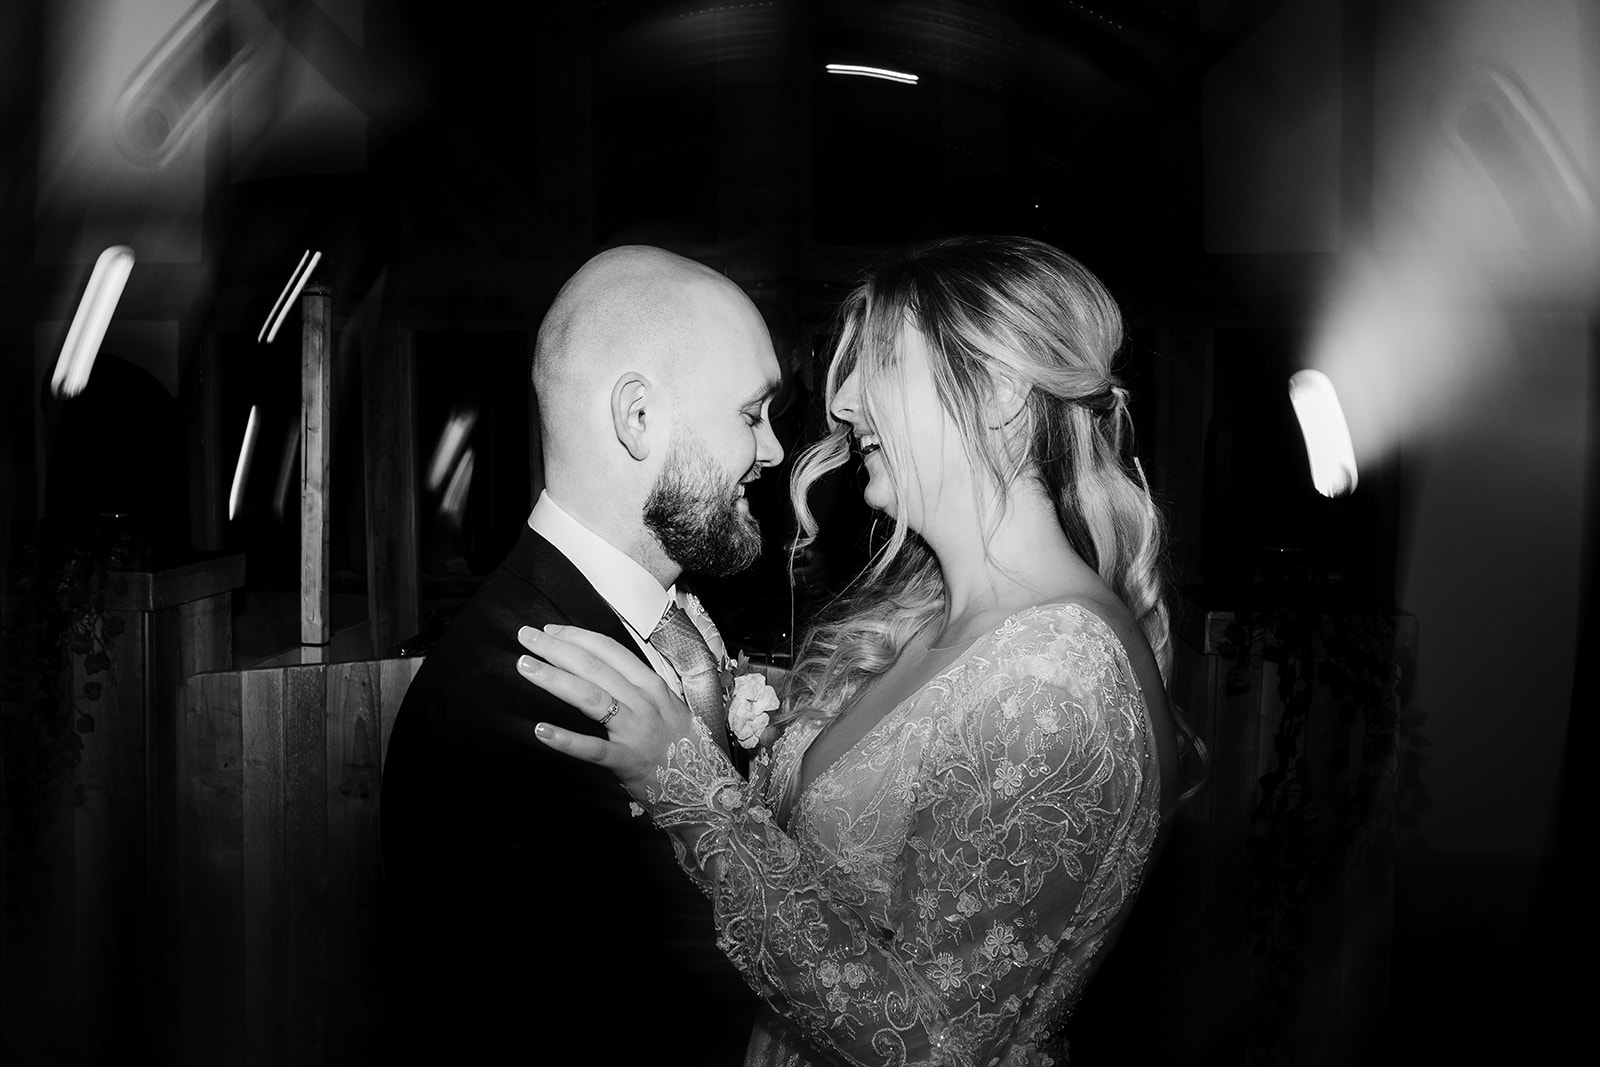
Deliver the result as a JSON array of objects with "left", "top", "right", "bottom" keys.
[{"left": 643, "top": 434, "right": 763, "bottom": 577}]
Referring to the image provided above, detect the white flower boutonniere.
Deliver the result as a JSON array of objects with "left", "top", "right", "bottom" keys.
[
  {"left": 727, "top": 671, "right": 780, "bottom": 751},
  {"left": 717, "top": 648, "right": 746, "bottom": 705}
]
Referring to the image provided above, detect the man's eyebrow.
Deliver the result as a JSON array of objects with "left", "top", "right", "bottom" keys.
[{"left": 743, "top": 376, "right": 783, "bottom": 406}]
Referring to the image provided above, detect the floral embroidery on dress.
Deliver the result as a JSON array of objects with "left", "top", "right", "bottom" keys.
[{"left": 637, "top": 603, "right": 1160, "bottom": 1066}]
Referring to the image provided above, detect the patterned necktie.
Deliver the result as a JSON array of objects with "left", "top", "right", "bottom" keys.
[{"left": 649, "top": 601, "right": 730, "bottom": 757}]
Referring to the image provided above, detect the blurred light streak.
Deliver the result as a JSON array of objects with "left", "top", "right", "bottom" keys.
[
  {"left": 259, "top": 250, "right": 311, "bottom": 341},
  {"left": 228, "top": 405, "right": 261, "bottom": 521},
  {"left": 37, "top": 0, "right": 233, "bottom": 264},
  {"left": 1288, "top": 370, "right": 1358, "bottom": 497},
  {"left": 604, "top": 5, "right": 795, "bottom": 82},
  {"left": 112, "top": 0, "right": 261, "bottom": 168},
  {"left": 1437, "top": 67, "right": 1596, "bottom": 252},
  {"left": 439, "top": 449, "right": 476, "bottom": 531},
  {"left": 52, "top": 245, "right": 136, "bottom": 399},
  {"left": 825, "top": 64, "right": 919, "bottom": 85},
  {"left": 1311, "top": 32, "right": 1597, "bottom": 471},
  {"left": 426, "top": 410, "right": 479, "bottom": 493},
  {"left": 1309, "top": 251, "right": 1505, "bottom": 471},
  {"left": 260, "top": 250, "right": 321, "bottom": 343},
  {"left": 272, "top": 424, "right": 302, "bottom": 522}
]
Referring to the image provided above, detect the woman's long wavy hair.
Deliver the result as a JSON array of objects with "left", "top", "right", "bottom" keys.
[{"left": 782, "top": 235, "right": 1173, "bottom": 735}]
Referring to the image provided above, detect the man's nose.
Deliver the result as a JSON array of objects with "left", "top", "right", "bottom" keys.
[{"left": 757, "top": 417, "right": 784, "bottom": 467}]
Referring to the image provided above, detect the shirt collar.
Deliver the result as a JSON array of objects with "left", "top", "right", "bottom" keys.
[{"left": 528, "top": 491, "right": 675, "bottom": 640}]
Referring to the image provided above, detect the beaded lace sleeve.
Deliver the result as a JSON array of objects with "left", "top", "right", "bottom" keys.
[{"left": 641, "top": 606, "right": 1159, "bottom": 1067}]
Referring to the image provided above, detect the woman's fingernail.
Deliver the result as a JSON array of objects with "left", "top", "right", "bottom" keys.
[
  {"left": 544, "top": 624, "right": 564, "bottom": 636},
  {"left": 519, "top": 625, "right": 539, "bottom": 646},
  {"left": 534, "top": 722, "right": 552, "bottom": 739},
  {"left": 517, "top": 655, "right": 540, "bottom": 676}
]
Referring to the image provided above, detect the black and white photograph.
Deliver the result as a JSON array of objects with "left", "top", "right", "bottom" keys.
[{"left": 1, "top": 1, "right": 1594, "bottom": 1064}]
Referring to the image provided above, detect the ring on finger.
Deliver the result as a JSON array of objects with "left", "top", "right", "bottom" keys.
[{"left": 599, "top": 697, "right": 620, "bottom": 727}]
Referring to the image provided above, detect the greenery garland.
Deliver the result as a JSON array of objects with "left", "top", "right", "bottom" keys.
[
  {"left": 1216, "top": 586, "right": 1429, "bottom": 1064},
  {"left": 0, "top": 533, "right": 125, "bottom": 927}
]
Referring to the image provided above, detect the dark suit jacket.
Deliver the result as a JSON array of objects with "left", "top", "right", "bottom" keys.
[{"left": 380, "top": 527, "right": 754, "bottom": 1063}]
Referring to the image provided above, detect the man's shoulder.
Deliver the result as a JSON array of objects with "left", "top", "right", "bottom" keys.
[
  {"left": 393, "top": 583, "right": 597, "bottom": 725},
  {"left": 416, "top": 532, "right": 614, "bottom": 666},
  {"left": 386, "top": 535, "right": 625, "bottom": 744}
]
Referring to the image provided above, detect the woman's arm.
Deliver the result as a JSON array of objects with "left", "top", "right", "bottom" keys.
[{"left": 518, "top": 610, "right": 1159, "bottom": 1066}]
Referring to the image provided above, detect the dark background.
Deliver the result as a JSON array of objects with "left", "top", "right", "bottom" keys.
[{"left": 1, "top": 0, "right": 1594, "bottom": 1063}]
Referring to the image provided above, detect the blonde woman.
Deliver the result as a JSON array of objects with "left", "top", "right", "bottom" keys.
[{"left": 518, "top": 236, "right": 1186, "bottom": 1066}]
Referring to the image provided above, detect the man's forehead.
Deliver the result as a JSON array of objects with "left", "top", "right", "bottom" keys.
[
  {"left": 744, "top": 374, "right": 783, "bottom": 405},
  {"left": 675, "top": 348, "right": 780, "bottom": 408}
]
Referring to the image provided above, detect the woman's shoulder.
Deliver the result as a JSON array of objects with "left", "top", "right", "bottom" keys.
[
  {"left": 989, "top": 597, "right": 1133, "bottom": 660},
  {"left": 961, "top": 598, "right": 1178, "bottom": 825},
  {"left": 981, "top": 598, "right": 1161, "bottom": 704}
]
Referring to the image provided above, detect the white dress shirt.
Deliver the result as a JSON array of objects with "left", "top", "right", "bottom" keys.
[{"left": 527, "top": 491, "right": 725, "bottom": 698}]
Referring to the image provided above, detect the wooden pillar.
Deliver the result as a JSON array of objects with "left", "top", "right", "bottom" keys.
[
  {"left": 0, "top": 553, "right": 245, "bottom": 1066},
  {"left": 300, "top": 284, "right": 332, "bottom": 648},
  {"left": 361, "top": 321, "right": 419, "bottom": 658},
  {"left": 119, "top": 556, "right": 242, "bottom": 1065},
  {"left": 185, "top": 332, "right": 227, "bottom": 553}
]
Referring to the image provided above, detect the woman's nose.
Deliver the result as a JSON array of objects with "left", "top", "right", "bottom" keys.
[{"left": 829, "top": 367, "right": 861, "bottom": 423}]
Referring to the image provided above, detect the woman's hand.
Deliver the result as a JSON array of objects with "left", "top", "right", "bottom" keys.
[{"left": 515, "top": 624, "right": 696, "bottom": 796}]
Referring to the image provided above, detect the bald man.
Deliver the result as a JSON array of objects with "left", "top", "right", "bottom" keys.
[{"left": 380, "top": 247, "right": 783, "bottom": 1062}]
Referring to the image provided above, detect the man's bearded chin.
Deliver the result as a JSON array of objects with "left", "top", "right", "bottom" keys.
[{"left": 643, "top": 439, "right": 763, "bottom": 577}]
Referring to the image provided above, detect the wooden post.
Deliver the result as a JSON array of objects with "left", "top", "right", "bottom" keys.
[
  {"left": 301, "top": 284, "right": 332, "bottom": 647},
  {"left": 185, "top": 332, "right": 227, "bottom": 553},
  {"left": 0, "top": 554, "right": 242, "bottom": 1065},
  {"left": 96, "top": 555, "right": 243, "bottom": 1065},
  {"left": 361, "top": 321, "right": 419, "bottom": 657}
]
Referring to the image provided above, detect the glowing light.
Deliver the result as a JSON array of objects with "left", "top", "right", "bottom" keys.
[
  {"left": 52, "top": 245, "right": 136, "bottom": 400},
  {"left": 1307, "top": 53, "right": 1598, "bottom": 471},
  {"left": 1288, "top": 370, "right": 1359, "bottom": 498},
  {"left": 1438, "top": 67, "right": 1596, "bottom": 252},
  {"left": 112, "top": 0, "right": 261, "bottom": 169},
  {"left": 259, "top": 250, "right": 322, "bottom": 344},
  {"left": 439, "top": 449, "right": 476, "bottom": 530},
  {"left": 426, "top": 410, "right": 479, "bottom": 493},
  {"left": 272, "top": 425, "right": 302, "bottom": 522},
  {"left": 260, "top": 251, "right": 309, "bottom": 341},
  {"left": 825, "top": 64, "right": 918, "bottom": 85},
  {"left": 229, "top": 405, "right": 261, "bottom": 521}
]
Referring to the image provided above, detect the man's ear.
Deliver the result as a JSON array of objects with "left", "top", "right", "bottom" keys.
[{"left": 611, "top": 372, "right": 652, "bottom": 460}]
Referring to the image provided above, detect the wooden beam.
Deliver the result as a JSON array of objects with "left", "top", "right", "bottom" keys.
[
  {"left": 106, "top": 553, "right": 245, "bottom": 613},
  {"left": 300, "top": 284, "right": 332, "bottom": 647},
  {"left": 361, "top": 321, "right": 419, "bottom": 657}
]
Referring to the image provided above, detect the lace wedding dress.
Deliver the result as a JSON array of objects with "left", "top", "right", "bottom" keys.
[{"left": 643, "top": 603, "right": 1161, "bottom": 1066}]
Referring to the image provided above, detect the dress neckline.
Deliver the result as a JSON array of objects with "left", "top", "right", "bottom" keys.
[{"left": 789, "top": 600, "right": 1110, "bottom": 814}]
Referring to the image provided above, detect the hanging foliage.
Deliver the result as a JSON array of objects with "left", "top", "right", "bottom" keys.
[
  {"left": 1216, "top": 584, "right": 1429, "bottom": 1064},
  {"left": 0, "top": 534, "right": 125, "bottom": 927}
]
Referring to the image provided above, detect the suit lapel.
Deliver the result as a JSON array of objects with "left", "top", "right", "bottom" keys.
[
  {"left": 505, "top": 527, "right": 747, "bottom": 772},
  {"left": 504, "top": 526, "right": 652, "bottom": 668}
]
